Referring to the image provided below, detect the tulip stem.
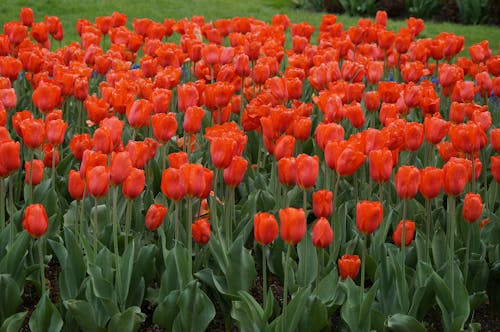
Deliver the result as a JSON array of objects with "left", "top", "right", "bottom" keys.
[
  {"left": 224, "top": 187, "right": 234, "bottom": 248},
  {"left": 425, "top": 198, "right": 431, "bottom": 263},
  {"left": 79, "top": 188, "right": 87, "bottom": 237},
  {"left": 187, "top": 198, "right": 193, "bottom": 277},
  {"left": 262, "top": 245, "right": 268, "bottom": 306},
  {"left": 470, "top": 154, "right": 476, "bottom": 192},
  {"left": 161, "top": 144, "right": 167, "bottom": 170},
  {"left": 360, "top": 234, "right": 367, "bottom": 300},
  {"left": 0, "top": 179, "right": 5, "bottom": 231},
  {"left": 282, "top": 244, "right": 291, "bottom": 332},
  {"left": 401, "top": 200, "right": 408, "bottom": 312},
  {"left": 29, "top": 148, "right": 34, "bottom": 205},
  {"left": 464, "top": 223, "right": 471, "bottom": 286},
  {"left": 93, "top": 198, "right": 98, "bottom": 258},
  {"left": 303, "top": 189, "right": 308, "bottom": 285},
  {"left": 174, "top": 201, "right": 180, "bottom": 243},
  {"left": 125, "top": 199, "right": 132, "bottom": 247},
  {"left": 316, "top": 249, "right": 323, "bottom": 293},
  {"left": 8, "top": 175, "right": 14, "bottom": 247},
  {"left": 38, "top": 237, "right": 46, "bottom": 294},
  {"left": 448, "top": 195, "right": 456, "bottom": 301},
  {"left": 51, "top": 145, "right": 57, "bottom": 191},
  {"left": 112, "top": 187, "right": 123, "bottom": 308}
]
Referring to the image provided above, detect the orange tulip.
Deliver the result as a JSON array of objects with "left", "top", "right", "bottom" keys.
[
  {"left": 151, "top": 113, "right": 177, "bottom": 144},
  {"left": 183, "top": 106, "right": 205, "bottom": 134},
  {"left": 192, "top": 218, "right": 211, "bottom": 244},
  {"left": 24, "top": 160, "right": 44, "bottom": 185},
  {"left": 177, "top": 83, "right": 200, "bottom": 113},
  {"left": 356, "top": 200, "right": 383, "bottom": 234},
  {"left": 369, "top": 148, "right": 393, "bottom": 184},
  {"left": 161, "top": 167, "right": 186, "bottom": 201},
  {"left": 419, "top": 167, "right": 443, "bottom": 200},
  {"left": 223, "top": 156, "right": 248, "bottom": 187},
  {"left": 443, "top": 159, "right": 467, "bottom": 196},
  {"left": 93, "top": 127, "right": 113, "bottom": 154},
  {"left": 46, "top": 119, "right": 67, "bottom": 146},
  {"left": 491, "top": 156, "right": 500, "bottom": 183},
  {"left": 145, "top": 203, "right": 168, "bottom": 231},
  {"left": 20, "top": 8, "right": 34, "bottom": 26},
  {"left": 405, "top": 122, "right": 424, "bottom": 152},
  {"left": 126, "top": 99, "right": 152, "bottom": 129},
  {"left": 424, "top": 116, "right": 449, "bottom": 145},
  {"left": 22, "top": 204, "right": 48, "bottom": 238},
  {"left": 279, "top": 207, "right": 306, "bottom": 245},
  {"left": 70, "top": 134, "right": 93, "bottom": 161},
  {"left": 68, "top": 170, "right": 85, "bottom": 201},
  {"left": 392, "top": 220, "right": 416, "bottom": 247},
  {"left": 122, "top": 168, "right": 145, "bottom": 200},
  {"left": 0, "top": 140, "right": 20, "bottom": 178},
  {"left": 32, "top": 83, "right": 62, "bottom": 113},
  {"left": 312, "top": 217, "right": 333, "bottom": 248},
  {"left": 395, "top": 165, "right": 421, "bottom": 199},
  {"left": 296, "top": 154, "right": 319, "bottom": 189},
  {"left": 338, "top": 254, "right": 361, "bottom": 280},
  {"left": 20, "top": 118, "right": 46, "bottom": 149},
  {"left": 336, "top": 146, "right": 366, "bottom": 177},
  {"left": 109, "top": 151, "right": 132, "bottom": 186},
  {"left": 254, "top": 212, "right": 279, "bottom": 245},
  {"left": 312, "top": 189, "right": 333, "bottom": 219},
  {"left": 462, "top": 192, "right": 483, "bottom": 223},
  {"left": 278, "top": 157, "right": 297, "bottom": 186},
  {"left": 86, "top": 166, "right": 109, "bottom": 198},
  {"left": 210, "top": 137, "right": 236, "bottom": 169}
]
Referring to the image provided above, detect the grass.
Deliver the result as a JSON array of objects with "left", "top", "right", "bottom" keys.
[{"left": 1, "top": 0, "right": 499, "bottom": 54}]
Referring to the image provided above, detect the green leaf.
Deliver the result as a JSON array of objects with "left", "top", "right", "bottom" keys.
[
  {"left": 153, "top": 290, "right": 180, "bottom": 330},
  {"left": 29, "top": 293, "right": 63, "bottom": 332},
  {"left": 296, "top": 230, "right": 318, "bottom": 287},
  {"left": 340, "top": 278, "right": 378, "bottom": 332},
  {"left": 107, "top": 306, "right": 145, "bottom": 332},
  {"left": 317, "top": 268, "right": 344, "bottom": 306},
  {"left": 117, "top": 240, "right": 135, "bottom": 307},
  {"left": 226, "top": 235, "right": 257, "bottom": 295},
  {"left": 271, "top": 287, "right": 310, "bottom": 332},
  {"left": 0, "top": 275, "right": 22, "bottom": 323},
  {"left": 431, "top": 229, "right": 448, "bottom": 271},
  {"left": 0, "top": 311, "right": 27, "bottom": 332},
  {"left": 64, "top": 300, "right": 103, "bottom": 332},
  {"left": 0, "top": 231, "right": 29, "bottom": 289},
  {"left": 298, "top": 294, "right": 329, "bottom": 332},
  {"left": 231, "top": 291, "right": 267, "bottom": 332},
  {"left": 172, "top": 281, "right": 216, "bottom": 332},
  {"left": 386, "top": 313, "right": 426, "bottom": 332}
]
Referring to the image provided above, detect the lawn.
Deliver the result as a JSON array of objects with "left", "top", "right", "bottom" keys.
[{"left": 2, "top": 0, "right": 500, "bottom": 51}]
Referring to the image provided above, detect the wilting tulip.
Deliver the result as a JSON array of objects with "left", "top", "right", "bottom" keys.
[
  {"left": 145, "top": 203, "right": 168, "bottom": 231},
  {"left": 24, "top": 160, "right": 44, "bottom": 186},
  {"left": 312, "top": 190, "right": 333, "bottom": 218},
  {"left": 279, "top": 207, "right": 306, "bottom": 245},
  {"left": 462, "top": 193, "right": 483, "bottom": 223},
  {"left": 395, "top": 165, "right": 421, "bottom": 199},
  {"left": 254, "top": 212, "right": 279, "bottom": 245},
  {"left": 392, "top": 220, "right": 416, "bottom": 247},
  {"left": 356, "top": 201, "right": 383, "bottom": 234},
  {"left": 338, "top": 254, "right": 361, "bottom": 280},
  {"left": 369, "top": 148, "right": 393, "bottom": 183},
  {"left": 68, "top": 170, "right": 85, "bottom": 200},
  {"left": 22, "top": 204, "right": 48, "bottom": 238},
  {"left": 224, "top": 156, "right": 248, "bottom": 187},
  {"left": 192, "top": 218, "right": 211, "bottom": 244},
  {"left": 419, "top": 167, "right": 443, "bottom": 200},
  {"left": 312, "top": 217, "right": 333, "bottom": 248}
]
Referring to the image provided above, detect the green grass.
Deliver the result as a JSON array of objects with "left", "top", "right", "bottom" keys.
[{"left": 1, "top": 0, "right": 499, "bottom": 53}]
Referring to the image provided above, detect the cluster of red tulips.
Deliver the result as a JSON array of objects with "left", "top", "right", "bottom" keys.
[{"left": 0, "top": 6, "right": 499, "bottom": 331}]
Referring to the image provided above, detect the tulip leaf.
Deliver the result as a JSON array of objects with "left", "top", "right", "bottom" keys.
[
  {"left": 29, "top": 293, "right": 63, "bottom": 332},
  {"left": 317, "top": 268, "right": 344, "bottom": 306},
  {"left": 296, "top": 230, "right": 318, "bottom": 287},
  {"left": 226, "top": 235, "right": 256, "bottom": 294},
  {"left": 64, "top": 300, "right": 103, "bottom": 332},
  {"left": 107, "top": 306, "right": 145, "bottom": 332},
  {"left": 231, "top": 291, "right": 268, "bottom": 332},
  {"left": 0, "top": 275, "right": 22, "bottom": 323},
  {"left": 0, "top": 231, "right": 29, "bottom": 289},
  {"left": 48, "top": 228, "right": 86, "bottom": 301},
  {"left": 386, "top": 313, "right": 426, "bottom": 332},
  {"left": 117, "top": 240, "right": 135, "bottom": 308},
  {"left": 0, "top": 311, "right": 27, "bottom": 332},
  {"left": 297, "top": 294, "right": 329, "bottom": 332},
  {"left": 431, "top": 228, "right": 448, "bottom": 271},
  {"left": 270, "top": 287, "right": 310, "bottom": 332},
  {"left": 340, "top": 278, "right": 379, "bottom": 332},
  {"left": 152, "top": 290, "right": 181, "bottom": 330},
  {"left": 172, "top": 281, "right": 215, "bottom": 332}
]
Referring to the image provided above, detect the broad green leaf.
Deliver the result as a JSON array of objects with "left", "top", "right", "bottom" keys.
[
  {"left": 152, "top": 290, "right": 180, "bottom": 330},
  {"left": 0, "top": 275, "right": 22, "bottom": 323},
  {"left": 29, "top": 293, "right": 63, "bottom": 332},
  {"left": 0, "top": 231, "right": 29, "bottom": 289},
  {"left": 117, "top": 240, "right": 135, "bottom": 307},
  {"left": 0, "top": 311, "right": 27, "bottom": 332},
  {"left": 226, "top": 235, "right": 256, "bottom": 295},
  {"left": 296, "top": 230, "right": 318, "bottom": 287},
  {"left": 270, "top": 287, "right": 310, "bottom": 332},
  {"left": 172, "top": 281, "right": 215, "bottom": 332},
  {"left": 297, "top": 294, "right": 329, "bottom": 332},
  {"left": 431, "top": 229, "right": 448, "bottom": 271},
  {"left": 64, "top": 300, "right": 104, "bottom": 332},
  {"left": 386, "top": 313, "right": 426, "bottom": 332},
  {"left": 231, "top": 291, "right": 267, "bottom": 332},
  {"left": 107, "top": 306, "right": 145, "bottom": 332},
  {"left": 317, "top": 268, "right": 344, "bottom": 306}
]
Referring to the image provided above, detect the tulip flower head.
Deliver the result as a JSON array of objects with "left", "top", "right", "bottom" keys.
[{"left": 338, "top": 254, "right": 361, "bottom": 280}]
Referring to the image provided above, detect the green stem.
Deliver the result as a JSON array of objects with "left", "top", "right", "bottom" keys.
[
  {"left": 425, "top": 198, "right": 431, "bottom": 263},
  {"left": 125, "top": 199, "right": 132, "bottom": 247},
  {"left": 38, "top": 237, "right": 45, "bottom": 294},
  {"left": 224, "top": 187, "right": 234, "bottom": 248},
  {"left": 161, "top": 144, "right": 167, "bottom": 170},
  {"left": 282, "top": 244, "right": 291, "bottom": 332},
  {"left": 187, "top": 198, "right": 193, "bottom": 277},
  {"left": 93, "top": 198, "right": 98, "bottom": 257},
  {"left": 470, "top": 154, "right": 476, "bottom": 192},
  {"left": 29, "top": 148, "right": 34, "bottom": 205},
  {"left": 464, "top": 223, "right": 471, "bottom": 287},
  {"left": 112, "top": 187, "right": 123, "bottom": 307},
  {"left": 174, "top": 201, "right": 180, "bottom": 243},
  {"left": 262, "top": 245, "right": 268, "bottom": 306},
  {"left": 316, "top": 249, "right": 323, "bottom": 293},
  {"left": 1, "top": 178, "right": 5, "bottom": 231},
  {"left": 401, "top": 200, "right": 408, "bottom": 312},
  {"left": 360, "top": 234, "right": 367, "bottom": 300},
  {"left": 303, "top": 189, "right": 308, "bottom": 285},
  {"left": 448, "top": 195, "right": 456, "bottom": 301},
  {"left": 51, "top": 145, "right": 57, "bottom": 191},
  {"left": 79, "top": 188, "right": 86, "bottom": 237}
]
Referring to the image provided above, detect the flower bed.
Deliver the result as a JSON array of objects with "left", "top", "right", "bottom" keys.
[{"left": 1, "top": 7, "right": 500, "bottom": 331}]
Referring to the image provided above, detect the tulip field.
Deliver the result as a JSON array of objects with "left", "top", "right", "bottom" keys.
[{"left": 1, "top": 6, "right": 500, "bottom": 332}]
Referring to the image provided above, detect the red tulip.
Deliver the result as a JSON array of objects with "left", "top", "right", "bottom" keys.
[
  {"left": 274, "top": 135, "right": 295, "bottom": 160},
  {"left": 25, "top": 160, "right": 44, "bottom": 185},
  {"left": 405, "top": 122, "right": 424, "bottom": 152},
  {"left": 419, "top": 167, "right": 443, "bottom": 200},
  {"left": 296, "top": 154, "right": 319, "bottom": 189},
  {"left": 336, "top": 147, "right": 366, "bottom": 177},
  {"left": 182, "top": 164, "right": 208, "bottom": 199},
  {"left": 20, "top": 8, "right": 34, "bottom": 26},
  {"left": 46, "top": 119, "right": 67, "bottom": 146},
  {"left": 392, "top": 220, "right": 416, "bottom": 247},
  {"left": 492, "top": 156, "right": 500, "bottom": 183},
  {"left": 210, "top": 137, "right": 236, "bottom": 169},
  {"left": 253, "top": 212, "right": 279, "bottom": 245},
  {"left": 122, "top": 168, "right": 145, "bottom": 199},
  {"left": 151, "top": 113, "right": 177, "bottom": 143},
  {"left": 86, "top": 166, "right": 109, "bottom": 198},
  {"left": 279, "top": 207, "right": 306, "bottom": 245},
  {"left": 0, "top": 140, "right": 20, "bottom": 178},
  {"left": 32, "top": 83, "right": 62, "bottom": 113},
  {"left": 70, "top": 134, "right": 93, "bottom": 161},
  {"left": 68, "top": 170, "right": 85, "bottom": 200},
  {"left": 20, "top": 118, "right": 46, "bottom": 149},
  {"left": 278, "top": 157, "right": 296, "bottom": 186},
  {"left": 84, "top": 95, "right": 109, "bottom": 124},
  {"left": 490, "top": 129, "right": 500, "bottom": 153},
  {"left": 126, "top": 141, "right": 150, "bottom": 169},
  {"left": 424, "top": 116, "right": 449, "bottom": 145},
  {"left": 22, "top": 204, "right": 48, "bottom": 238},
  {"left": 177, "top": 83, "right": 199, "bottom": 113},
  {"left": 224, "top": 156, "right": 248, "bottom": 187},
  {"left": 312, "top": 217, "right": 333, "bottom": 248},
  {"left": 356, "top": 201, "right": 383, "bottom": 234},
  {"left": 462, "top": 192, "right": 483, "bottom": 223},
  {"left": 168, "top": 152, "right": 188, "bottom": 169},
  {"left": 395, "top": 165, "right": 421, "bottom": 199},
  {"left": 363, "top": 91, "right": 380, "bottom": 112},
  {"left": 443, "top": 159, "right": 467, "bottom": 196},
  {"left": 192, "top": 218, "right": 211, "bottom": 244},
  {"left": 183, "top": 106, "right": 205, "bottom": 134},
  {"left": 369, "top": 148, "right": 393, "bottom": 183},
  {"left": 312, "top": 190, "right": 333, "bottom": 218},
  {"left": 145, "top": 203, "right": 168, "bottom": 231},
  {"left": 93, "top": 127, "right": 113, "bottom": 154},
  {"left": 161, "top": 167, "right": 186, "bottom": 201},
  {"left": 338, "top": 254, "right": 361, "bottom": 280},
  {"left": 126, "top": 99, "right": 152, "bottom": 129}
]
